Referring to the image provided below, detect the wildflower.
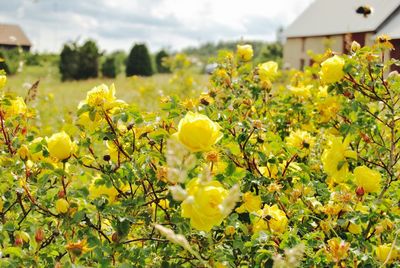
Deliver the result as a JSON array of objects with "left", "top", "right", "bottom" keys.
[
  {"left": 258, "top": 61, "right": 278, "bottom": 83},
  {"left": 236, "top": 192, "right": 262, "bottom": 213},
  {"left": 253, "top": 204, "right": 288, "bottom": 234},
  {"left": 326, "top": 238, "right": 350, "bottom": 263},
  {"left": 173, "top": 112, "right": 223, "bottom": 152},
  {"left": 354, "top": 165, "right": 381, "bottom": 193},
  {"left": 319, "top": 55, "right": 345, "bottom": 84},
  {"left": 237, "top": 44, "right": 253, "bottom": 61},
  {"left": 181, "top": 178, "right": 229, "bottom": 231},
  {"left": 376, "top": 244, "right": 398, "bottom": 264},
  {"left": 321, "top": 136, "right": 356, "bottom": 183},
  {"left": 47, "top": 131, "right": 75, "bottom": 161},
  {"left": 286, "top": 130, "right": 315, "bottom": 157}
]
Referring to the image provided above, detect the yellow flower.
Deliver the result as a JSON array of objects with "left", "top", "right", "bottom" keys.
[
  {"left": 354, "top": 166, "right": 381, "bottom": 193},
  {"left": 152, "top": 199, "right": 170, "bottom": 210},
  {"left": 181, "top": 178, "right": 229, "bottom": 231},
  {"left": 66, "top": 239, "right": 90, "bottom": 257},
  {"left": 86, "top": 84, "right": 116, "bottom": 107},
  {"left": 317, "top": 96, "right": 341, "bottom": 123},
  {"left": 321, "top": 136, "right": 357, "bottom": 183},
  {"left": 55, "top": 199, "right": 69, "bottom": 214},
  {"left": 47, "top": 131, "right": 75, "bottom": 161},
  {"left": 225, "top": 225, "right": 235, "bottom": 236},
  {"left": 375, "top": 34, "right": 394, "bottom": 50},
  {"left": 289, "top": 85, "right": 312, "bottom": 99},
  {"left": 348, "top": 222, "right": 362, "bottom": 234},
  {"left": 237, "top": 44, "right": 253, "bottom": 61},
  {"left": 2, "top": 97, "right": 27, "bottom": 118},
  {"left": 286, "top": 130, "right": 315, "bottom": 157},
  {"left": 253, "top": 204, "right": 288, "bottom": 234},
  {"left": 326, "top": 238, "right": 350, "bottom": 263},
  {"left": 17, "top": 145, "right": 29, "bottom": 161},
  {"left": 236, "top": 192, "right": 262, "bottom": 213},
  {"left": 258, "top": 61, "right": 278, "bottom": 83},
  {"left": 0, "top": 198, "right": 3, "bottom": 211},
  {"left": 376, "top": 244, "right": 398, "bottom": 264},
  {"left": 0, "top": 74, "right": 6, "bottom": 89},
  {"left": 89, "top": 181, "right": 120, "bottom": 202},
  {"left": 319, "top": 55, "right": 345, "bottom": 84},
  {"left": 174, "top": 112, "right": 223, "bottom": 152}
]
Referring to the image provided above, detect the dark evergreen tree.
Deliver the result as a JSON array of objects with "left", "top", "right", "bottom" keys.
[
  {"left": 59, "top": 43, "right": 80, "bottom": 81},
  {"left": 101, "top": 56, "right": 118, "bottom": 78},
  {"left": 126, "top": 44, "right": 153, "bottom": 77},
  {"left": 77, "top": 40, "right": 99, "bottom": 80},
  {"left": 155, "top": 50, "right": 170, "bottom": 73}
]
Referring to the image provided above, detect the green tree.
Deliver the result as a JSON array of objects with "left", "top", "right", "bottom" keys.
[
  {"left": 59, "top": 42, "right": 80, "bottom": 81},
  {"left": 101, "top": 56, "right": 118, "bottom": 78},
  {"left": 155, "top": 50, "right": 170, "bottom": 73},
  {"left": 126, "top": 44, "right": 153, "bottom": 77},
  {"left": 77, "top": 40, "right": 100, "bottom": 80}
]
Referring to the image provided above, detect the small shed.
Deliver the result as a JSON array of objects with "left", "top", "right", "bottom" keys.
[{"left": 0, "top": 23, "right": 31, "bottom": 51}]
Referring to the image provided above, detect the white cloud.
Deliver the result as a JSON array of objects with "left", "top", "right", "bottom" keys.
[{"left": 0, "top": 0, "right": 314, "bottom": 53}]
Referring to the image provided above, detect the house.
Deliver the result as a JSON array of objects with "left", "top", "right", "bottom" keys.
[
  {"left": 283, "top": 0, "right": 400, "bottom": 70},
  {"left": 0, "top": 23, "right": 31, "bottom": 51}
]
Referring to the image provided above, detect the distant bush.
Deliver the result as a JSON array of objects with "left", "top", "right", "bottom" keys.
[
  {"left": 101, "top": 56, "right": 118, "bottom": 78},
  {"left": 126, "top": 44, "right": 153, "bottom": 77},
  {"left": 155, "top": 50, "right": 171, "bottom": 73},
  {"left": 0, "top": 48, "right": 23, "bottom": 75},
  {"left": 59, "top": 40, "right": 100, "bottom": 81}
]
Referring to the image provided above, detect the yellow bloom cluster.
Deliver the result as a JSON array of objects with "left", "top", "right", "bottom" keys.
[
  {"left": 181, "top": 178, "right": 229, "bottom": 231},
  {"left": 376, "top": 244, "right": 398, "bottom": 264},
  {"left": 258, "top": 61, "right": 278, "bottom": 84}
]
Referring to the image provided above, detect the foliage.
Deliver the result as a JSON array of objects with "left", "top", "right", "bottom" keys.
[
  {"left": 59, "top": 40, "right": 100, "bottom": 81},
  {"left": 155, "top": 50, "right": 171, "bottom": 74},
  {"left": 0, "top": 48, "right": 24, "bottom": 75},
  {"left": 101, "top": 56, "right": 119, "bottom": 78},
  {"left": 0, "top": 39, "right": 400, "bottom": 267},
  {"left": 126, "top": 44, "right": 153, "bottom": 77}
]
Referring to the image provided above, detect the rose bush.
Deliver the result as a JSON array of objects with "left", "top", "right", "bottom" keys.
[{"left": 0, "top": 39, "right": 399, "bottom": 267}]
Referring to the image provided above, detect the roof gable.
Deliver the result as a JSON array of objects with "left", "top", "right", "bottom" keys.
[
  {"left": 284, "top": 0, "right": 400, "bottom": 38},
  {"left": 0, "top": 23, "right": 31, "bottom": 47}
]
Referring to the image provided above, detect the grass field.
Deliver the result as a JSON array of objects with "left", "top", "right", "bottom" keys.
[{"left": 5, "top": 63, "right": 207, "bottom": 134}]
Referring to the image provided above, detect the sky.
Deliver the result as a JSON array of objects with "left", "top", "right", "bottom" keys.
[{"left": 0, "top": 0, "right": 314, "bottom": 53}]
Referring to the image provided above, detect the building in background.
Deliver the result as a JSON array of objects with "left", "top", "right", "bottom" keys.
[
  {"left": 0, "top": 23, "right": 31, "bottom": 51},
  {"left": 283, "top": 0, "right": 400, "bottom": 70}
]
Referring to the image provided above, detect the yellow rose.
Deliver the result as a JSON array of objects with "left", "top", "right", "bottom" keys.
[
  {"left": 17, "top": 145, "right": 30, "bottom": 161},
  {"left": 376, "top": 244, "right": 398, "bottom": 264},
  {"left": 55, "top": 199, "right": 69, "bottom": 214},
  {"left": 321, "top": 136, "right": 357, "bottom": 183},
  {"left": 319, "top": 55, "right": 345, "bottom": 84},
  {"left": 2, "top": 97, "right": 27, "bottom": 118},
  {"left": 237, "top": 44, "right": 253, "bottom": 61},
  {"left": 0, "top": 74, "right": 6, "bottom": 89},
  {"left": 47, "top": 131, "right": 75, "bottom": 161},
  {"left": 80, "top": 84, "right": 126, "bottom": 111},
  {"left": 236, "top": 192, "right": 262, "bottom": 213},
  {"left": 89, "top": 181, "right": 120, "bottom": 202},
  {"left": 174, "top": 112, "right": 223, "bottom": 152},
  {"left": 286, "top": 129, "right": 315, "bottom": 157},
  {"left": 347, "top": 222, "right": 362, "bottom": 234},
  {"left": 181, "top": 178, "right": 229, "bottom": 231},
  {"left": 253, "top": 204, "right": 288, "bottom": 234},
  {"left": 289, "top": 85, "right": 312, "bottom": 99},
  {"left": 258, "top": 61, "right": 278, "bottom": 83},
  {"left": 354, "top": 166, "right": 381, "bottom": 193}
]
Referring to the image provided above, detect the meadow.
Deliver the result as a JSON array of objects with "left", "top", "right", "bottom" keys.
[{"left": 5, "top": 62, "right": 207, "bottom": 135}]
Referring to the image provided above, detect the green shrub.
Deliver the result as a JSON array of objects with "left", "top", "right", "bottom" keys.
[
  {"left": 101, "top": 56, "right": 118, "bottom": 78},
  {"left": 125, "top": 44, "right": 153, "bottom": 77},
  {"left": 155, "top": 50, "right": 171, "bottom": 73}
]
